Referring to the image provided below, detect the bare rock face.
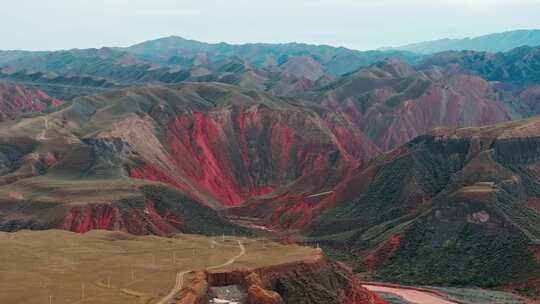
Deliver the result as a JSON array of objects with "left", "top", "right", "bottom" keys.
[
  {"left": 127, "top": 103, "right": 378, "bottom": 208},
  {"left": 45, "top": 83, "right": 380, "bottom": 211},
  {"left": 0, "top": 183, "right": 246, "bottom": 236},
  {"left": 91, "top": 83, "right": 380, "bottom": 223},
  {"left": 245, "top": 273, "right": 284, "bottom": 304},
  {"left": 176, "top": 272, "right": 209, "bottom": 304},
  {"left": 130, "top": 103, "right": 376, "bottom": 207}
]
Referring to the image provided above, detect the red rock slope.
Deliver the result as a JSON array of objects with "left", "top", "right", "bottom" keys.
[
  {"left": 0, "top": 81, "right": 63, "bottom": 121},
  {"left": 317, "top": 59, "right": 518, "bottom": 151},
  {"left": 75, "top": 83, "right": 381, "bottom": 208},
  {"left": 0, "top": 82, "right": 379, "bottom": 233}
]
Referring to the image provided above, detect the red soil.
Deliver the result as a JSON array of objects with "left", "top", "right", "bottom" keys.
[
  {"left": 365, "top": 234, "right": 402, "bottom": 270},
  {"left": 130, "top": 164, "right": 188, "bottom": 191},
  {"left": 129, "top": 104, "right": 379, "bottom": 215},
  {"left": 164, "top": 111, "right": 280, "bottom": 206},
  {"left": 0, "top": 82, "right": 63, "bottom": 120},
  {"left": 60, "top": 201, "right": 182, "bottom": 235}
]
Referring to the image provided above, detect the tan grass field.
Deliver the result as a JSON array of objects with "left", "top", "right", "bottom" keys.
[{"left": 0, "top": 230, "right": 317, "bottom": 304}]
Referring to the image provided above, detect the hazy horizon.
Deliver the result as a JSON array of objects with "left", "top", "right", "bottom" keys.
[{"left": 3, "top": 0, "right": 540, "bottom": 52}]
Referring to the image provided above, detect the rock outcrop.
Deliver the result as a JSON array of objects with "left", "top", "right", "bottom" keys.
[
  {"left": 245, "top": 272, "right": 284, "bottom": 304},
  {"left": 175, "top": 253, "right": 387, "bottom": 304}
]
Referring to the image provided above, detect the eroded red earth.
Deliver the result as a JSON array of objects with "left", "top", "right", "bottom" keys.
[
  {"left": 129, "top": 104, "right": 380, "bottom": 213},
  {"left": 0, "top": 81, "right": 63, "bottom": 121}
]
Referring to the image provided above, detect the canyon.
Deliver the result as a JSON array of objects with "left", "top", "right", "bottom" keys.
[{"left": 1, "top": 34, "right": 540, "bottom": 303}]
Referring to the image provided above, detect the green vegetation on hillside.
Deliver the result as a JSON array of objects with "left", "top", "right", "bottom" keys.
[
  {"left": 308, "top": 130, "right": 540, "bottom": 289},
  {"left": 377, "top": 210, "right": 538, "bottom": 286}
]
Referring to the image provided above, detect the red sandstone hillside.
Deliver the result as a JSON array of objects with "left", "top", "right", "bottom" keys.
[
  {"left": 0, "top": 81, "right": 63, "bottom": 121},
  {"left": 225, "top": 60, "right": 531, "bottom": 229},
  {"left": 316, "top": 59, "right": 520, "bottom": 150},
  {"left": 0, "top": 82, "right": 379, "bottom": 234},
  {"left": 87, "top": 83, "right": 378, "bottom": 208}
]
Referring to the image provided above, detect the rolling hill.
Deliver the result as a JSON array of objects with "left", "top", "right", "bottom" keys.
[
  {"left": 0, "top": 37, "right": 422, "bottom": 101},
  {"left": 418, "top": 46, "right": 540, "bottom": 85},
  {"left": 123, "top": 36, "right": 421, "bottom": 76}
]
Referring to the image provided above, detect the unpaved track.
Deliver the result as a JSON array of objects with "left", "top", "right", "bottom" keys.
[
  {"left": 155, "top": 240, "right": 245, "bottom": 304},
  {"left": 363, "top": 284, "right": 459, "bottom": 304}
]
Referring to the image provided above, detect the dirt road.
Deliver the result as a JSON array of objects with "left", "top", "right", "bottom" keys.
[{"left": 155, "top": 240, "right": 245, "bottom": 304}]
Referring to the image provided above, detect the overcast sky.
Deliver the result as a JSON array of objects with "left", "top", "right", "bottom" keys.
[{"left": 2, "top": 0, "right": 540, "bottom": 51}]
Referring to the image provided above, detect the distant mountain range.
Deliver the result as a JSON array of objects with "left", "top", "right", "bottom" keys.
[
  {"left": 385, "top": 29, "right": 540, "bottom": 54},
  {"left": 122, "top": 36, "right": 421, "bottom": 76},
  {"left": 0, "top": 36, "right": 422, "bottom": 100},
  {"left": 2, "top": 30, "right": 539, "bottom": 102}
]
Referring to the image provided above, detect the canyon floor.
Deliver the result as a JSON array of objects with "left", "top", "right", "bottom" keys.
[{"left": 0, "top": 230, "right": 317, "bottom": 304}]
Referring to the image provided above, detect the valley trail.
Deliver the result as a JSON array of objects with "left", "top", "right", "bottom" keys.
[
  {"left": 155, "top": 240, "right": 246, "bottom": 304},
  {"left": 363, "top": 284, "right": 459, "bottom": 304}
]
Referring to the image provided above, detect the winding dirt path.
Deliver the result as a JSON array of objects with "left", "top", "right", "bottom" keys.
[
  {"left": 363, "top": 284, "right": 459, "bottom": 304},
  {"left": 155, "top": 240, "right": 245, "bottom": 304}
]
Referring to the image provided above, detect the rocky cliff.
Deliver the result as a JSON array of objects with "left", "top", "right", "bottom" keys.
[{"left": 176, "top": 253, "right": 387, "bottom": 304}]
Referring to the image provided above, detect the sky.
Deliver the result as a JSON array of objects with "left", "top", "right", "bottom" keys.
[{"left": 2, "top": 0, "right": 540, "bottom": 51}]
